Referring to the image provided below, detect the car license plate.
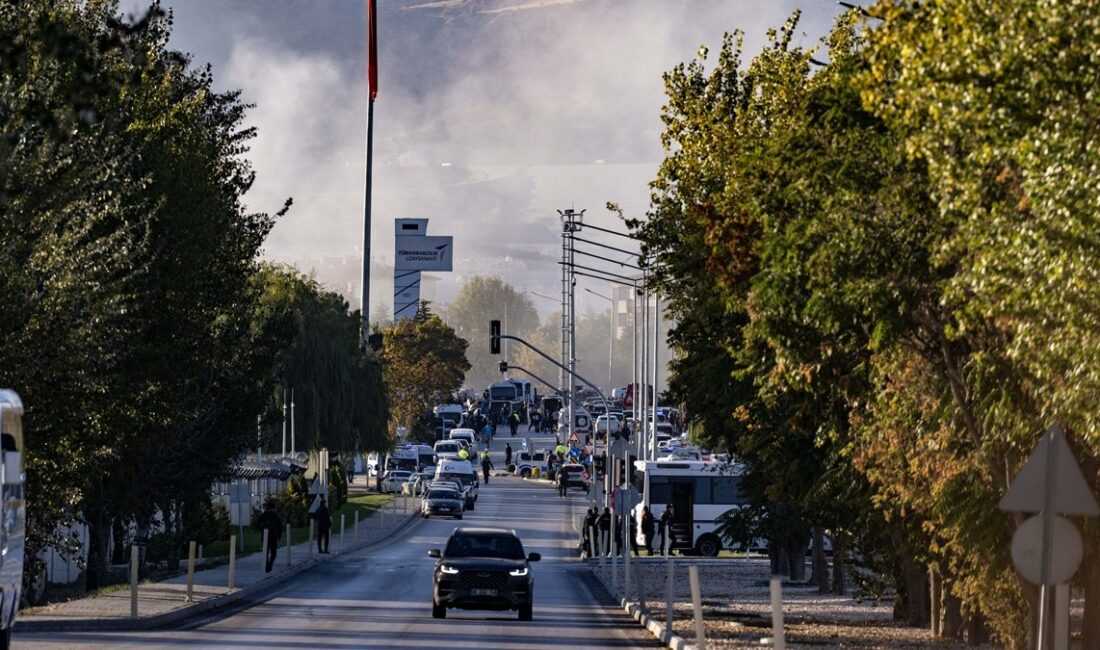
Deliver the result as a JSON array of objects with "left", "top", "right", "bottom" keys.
[{"left": 471, "top": 588, "right": 497, "bottom": 596}]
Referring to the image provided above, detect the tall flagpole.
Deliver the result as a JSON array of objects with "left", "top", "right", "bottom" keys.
[{"left": 361, "top": 0, "right": 379, "bottom": 346}]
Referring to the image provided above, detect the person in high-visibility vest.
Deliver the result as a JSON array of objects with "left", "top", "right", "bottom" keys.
[
  {"left": 458, "top": 447, "right": 470, "bottom": 461},
  {"left": 480, "top": 450, "right": 493, "bottom": 484}
]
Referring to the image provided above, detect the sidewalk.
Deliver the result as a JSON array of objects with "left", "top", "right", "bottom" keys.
[{"left": 17, "top": 489, "right": 423, "bottom": 632}]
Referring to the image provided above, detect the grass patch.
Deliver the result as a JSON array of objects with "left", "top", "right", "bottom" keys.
[{"left": 205, "top": 493, "right": 395, "bottom": 558}]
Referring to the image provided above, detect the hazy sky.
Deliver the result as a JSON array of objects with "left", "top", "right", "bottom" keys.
[{"left": 118, "top": 0, "right": 837, "bottom": 316}]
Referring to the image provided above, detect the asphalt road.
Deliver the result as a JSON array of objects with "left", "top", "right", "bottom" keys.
[{"left": 16, "top": 429, "right": 657, "bottom": 649}]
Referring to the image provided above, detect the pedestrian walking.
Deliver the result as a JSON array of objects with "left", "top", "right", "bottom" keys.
[
  {"left": 256, "top": 500, "right": 282, "bottom": 572},
  {"left": 504, "top": 443, "right": 512, "bottom": 467},
  {"left": 529, "top": 411, "right": 541, "bottom": 432},
  {"left": 480, "top": 449, "right": 493, "bottom": 484},
  {"left": 598, "top": 507, "right": 611, "bottom": 555},
  {"left": 582, "top": 507, "right": 598, "bottom": 554},
  {"left": 557, "top": 465, "right": 568, "bottom": 497},
  {"left": 315, "top": 495, "right": 332, "bottom": 554},
  {"left": 509, "top": 411, "right": 520, "bottom": 437},
  {"left": 641, "top": 506, "right": 656, "bottom": 556}
]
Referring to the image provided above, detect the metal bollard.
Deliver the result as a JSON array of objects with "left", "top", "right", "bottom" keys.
[
  {"left": 1055, "top": 583, "right": 1069, "bottom": 650},
  {"left": 340, "top": 514, "right": 346, "bottom": 552},
  {"left": 689, "top": 565, "right": 706, "bottom": 650},
  {"left": 199, "top": 544, "right": 204, "bottom": 561},
  {"left": 185, "top": 541, "right": 196, "bottom": 602},
  {"left": 260, "top": 529, "right": 269, "bottom": 579},
  {"left": 286, "top": 523, "right": 292, "bottom": 566},
  {"left": 770, "top": 577, "right": 785, "bottom": 650},
  {"left": 130, "top": 545, "right": 139, "bottom": 617},
  {"left": 228, "top": 535, "right": 237, "bottom": 589},
  {"left": 666, "top": 556, "right": 674, "bottom": 632},
  {"left": 623, "top": 518, "right": 631, "bottom": 599},
  {"left": 354, "top": 510, "right": 360, "bottom": 543},
  {"left": 309, "top": 520, "right": 315, "bottom": 558}
]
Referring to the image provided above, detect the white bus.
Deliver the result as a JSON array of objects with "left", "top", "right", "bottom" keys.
[
  {"left": 0, "top": 391, "right": 24, "bottom": 649},
  {"left": 631, "top": 460, "right": 747, "bottom": 557}
]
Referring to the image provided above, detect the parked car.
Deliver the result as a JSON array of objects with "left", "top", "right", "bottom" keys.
[
  {"left": 404, "top": 469, "right": 437, "bottom": 496},
  {"left": 381, "top": 470, "right": 413, "bottom": 493},
  {"left": 429, "top": 527, "right": 540, "bottom": 620},
  {"left": 421, "top": 487, "right": 464, "bottom": 519}
]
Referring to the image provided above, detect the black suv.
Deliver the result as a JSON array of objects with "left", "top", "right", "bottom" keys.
[{"left": 429, "top": 527, "right": 540, "bottom": 620}]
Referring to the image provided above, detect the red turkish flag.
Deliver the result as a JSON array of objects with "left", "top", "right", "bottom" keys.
[{"left": 368, "top": 0, "right": 378, "bottom": 102}]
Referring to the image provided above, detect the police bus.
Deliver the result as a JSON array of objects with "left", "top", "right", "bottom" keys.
[
  {"left": 631, "top": 459, "right": 747, "bottom": 557},
  {"left": 0, "top": 391, "right": 25, "bottom": 649}
]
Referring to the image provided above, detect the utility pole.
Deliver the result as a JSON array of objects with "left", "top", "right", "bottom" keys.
[
  {"left": 281, "top": 387, "right": 287, "bottom": 457},
  {"left": 360, "top": 0, "right": 379, "bottom": 347}
]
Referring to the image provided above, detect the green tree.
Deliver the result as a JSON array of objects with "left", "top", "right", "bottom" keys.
[
  {"left": 255, "top": 264, "right": 389, "bottom": 455},
  {"left": 444, "top": 276, "right": 538, "bottom": 391},
  {"left": 382, "top": 304, "right": 470, "bottom": 438}
]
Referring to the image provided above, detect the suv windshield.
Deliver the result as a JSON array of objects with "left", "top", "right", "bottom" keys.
[
  {"left": 444, "top": 534, "right": 525, "bottom": 560},
  {"left": 427, "top": 489, "right": 459, "bottom": 500}
]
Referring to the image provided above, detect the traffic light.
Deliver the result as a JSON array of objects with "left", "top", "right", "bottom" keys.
[
  {"left": 498, "top": 361, "right": 509, "bottom": 373},
  {"left": 490, "top": 320, "right": 501, "bottom": 354}
]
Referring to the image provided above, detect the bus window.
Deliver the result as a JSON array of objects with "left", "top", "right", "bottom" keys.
[
  {"left": 711, "top": 476, "right": 744, "bottom": 504},
  {"left": 694, "top": 477, "right": 712, "bottom": 504},
  {"left": 648, "top": 476, "right": 671, "bottom": 504}
]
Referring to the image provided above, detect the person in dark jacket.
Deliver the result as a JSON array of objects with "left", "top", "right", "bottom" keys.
[
  {"left": 257, "top": 501, "right": 283, "bottom": 572},
  {"left": 660, "top": 504, "right": 677, "bottom": 555},
  {"left": 640, "top": 506, "right": 656, "bottom": 555},
  {"left": 582, "top": 507, "right": 598, "bottom": 554},
  {"left": 597, "top": 507, "right": 612, "bottom": 555},
  {"left": 315, "top": 496, "right": 332, "bottom": 554},
  {"left": 480, "top": 449, "right": 493, "bottom": 484},
  {"left": 504, "top": 443, "right": 512, "bottom": 467},
  {"left": 557, "top": 466, "right": 568, "bottom": 497}
]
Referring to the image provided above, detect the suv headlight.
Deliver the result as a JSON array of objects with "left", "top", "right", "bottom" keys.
[
  {"left": 509, "top": 567, "right": 529, "bottom": 577},
  {"left": 440, "top": 565, "right": 459, "bottom": 574}
]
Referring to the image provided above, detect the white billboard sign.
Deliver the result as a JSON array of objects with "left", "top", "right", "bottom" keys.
[{"left": 396, "top": 235, "right": 453, "bottom": 271}]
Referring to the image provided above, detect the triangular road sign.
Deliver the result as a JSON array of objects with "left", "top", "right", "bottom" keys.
[
  {"left": 308, "top": 477, "right": 324, "bottom": 496},
  {"left": 999, "top": 425, "right": 1100, "bottom": 516}
]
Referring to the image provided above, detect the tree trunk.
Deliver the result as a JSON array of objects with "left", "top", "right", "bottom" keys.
[
  {"left": 942, "top": 582, "right": 964, "bottom": 639},
  {"left": 1082, "top": 532, "right": 1100, "bottom": 649},
  {"left": 787, "top": 540, "right": 807, "bottom": 582},
  {"left": 902, "top": 554, "right": 930, "bottom": 627},
  {"left": 831, "top": 534, "right": 846, "bottom": 595},
  {"left": 929, "top": 568, "right": 941, "bottom": 636},
  {"left": 111, "top": 518, "right": 126, "bottom": 564},
  {"left": 777, "top": 545, "right": 791, "bottom": 578},
  {"left": 967, "top": 611, "right": 991, "bottom": 646},
  {"left": 84, "top": 505, "right": 110, "bottom": 591},
  {"left": 811, "top": 527, "right": 828, "bottom": 594}
]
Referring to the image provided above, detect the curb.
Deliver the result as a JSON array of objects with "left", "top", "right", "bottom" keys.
[
  {"left": 17, "top": 511, "right": 423, "bottom": 633},
  {"left": 588, "top": 562, "right": 691, "bottom": 650}
]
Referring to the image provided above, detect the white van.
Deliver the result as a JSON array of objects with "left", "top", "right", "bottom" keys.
[
  {"left": 435, "top": 459, "right": 479, "bottom": 509},
  {"left": 448, "top": 428, "right": 478, "bottom": 455}
]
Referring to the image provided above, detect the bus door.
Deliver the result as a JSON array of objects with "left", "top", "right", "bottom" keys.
[{"left": 669, "top": 479, "right": 694, "bottom": 551}]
